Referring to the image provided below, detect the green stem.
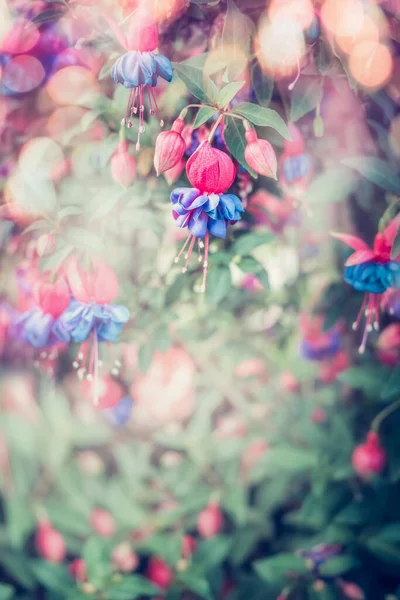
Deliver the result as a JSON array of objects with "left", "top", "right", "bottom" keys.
[
  {"left": 371, "top": 398, "right": 400, "bottom": 432},
  {"left": 207, "top": 113, "right": 224, "bottom": 143}
]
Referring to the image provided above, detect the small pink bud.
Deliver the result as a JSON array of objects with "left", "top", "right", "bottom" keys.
[
  {"left": 352, "top": 432, "right": 386, "bottom": 480},
  {"left": 244, "top": 130, "right": 277, "bottom": 180},
  {"left": 90, "top": 508, "right": 116, "bottom": 538},
  {"left": 146, "top": 557, "right": 174, "bottom": 589},
  {"left": 181, "top": 535, "right": 197, "bottom": 558},
  {"left": 241, "top": 439, "right": 269, "bottom": 473},
  {"left": 338, "top": 581, "right": 365, "bottom": 599},
  {"left": 311, "top": 407, "right": 327, "bottom": 424},
  {"left": 37, "top": 234, "right": 56, "bottom": 257},
  {"left": 280, "top": 371, "right": 300, "bottom": 393},
  {"left": 35, "top": 521, "right": 66, "bottom": 563},
  {"left": 154, "top": 118, "right": 186, "bottom": 176},
  {"left": 112, "top": 543, "right": 139, "bottom": 572},
  {"left": 111, "top": 141, "right": 137, "bottom": 188},
  {"left": 69, "top": 559, "right": 87, "bottom": 582},
  {"left": 164, "top": 159, "right": 186, "bottom": 185},
  {"left": 197, "top": 501, "right": 223, "bottom": 539},
  {"left": 34, "top": 277, "right": 70, "bottom": 318},
  {"left": 186, "top": 142, "right": 236, "bottom": 193}
]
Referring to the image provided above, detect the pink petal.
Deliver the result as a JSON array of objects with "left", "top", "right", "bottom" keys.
[
  {"left": 383, "top": 214, "right": 400, "bottom": 247},
  {"left": 331, "top": 232, "right": 371, "bottom": 251},
  {"left": 345, "top": 250, "right": 375, "bottom": 266}
]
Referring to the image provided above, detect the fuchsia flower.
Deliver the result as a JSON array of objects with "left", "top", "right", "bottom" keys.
[
  {"left": 299, "top": 313, "right": 342, "bottom": 361},
  {"left": 332, "top": 217, "right": 400, "bottom": 352},
  {"left": 376, "top": 323, "right": 400, "bottom": 366},
  {"left": 171, "top": 142, "right": 243, "bottom": 291},
  {"left": 110, "top": 140, "right": 136, "bottom": 187},
  {"left": 279, "top": 124, "right": 312, "bottom": 201},
  {"left": 244, "top": 129, "right": 277, "bottom": 179},
  {"left": 107, "top": 4, "right": 173, "bottom": 150},
  {"left": 154, "top": 117, "right": 186, "bottom": 176}
]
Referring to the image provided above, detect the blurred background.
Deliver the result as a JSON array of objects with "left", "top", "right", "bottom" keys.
[{"left": 0, "top": 0, "right": 400, "bottom": 598}]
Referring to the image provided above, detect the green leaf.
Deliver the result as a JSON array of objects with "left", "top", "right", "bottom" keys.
[
  {"left": 339, "top": 365, "right": 392, "bottom": 399},
  {"left": 193, "top": 106, "right": 219, "bottom": 129},
  {"left": 138, "top": 339, "right": 155, "bottom": 373},
  {"left": 173, "top": 63, "right": 218, "bottom": 104},
  {"left": 364, "top": 537, "right": 400, "bottom": 566},
  {"left": 290, "top": 78, "right": 323, "bottom": 122},
  {"left": 31, "top": 561, "right": 73, "bottom": 594},
  {"left": 253, "top": 553, "right": 309, "bottom": 582},
  {"left": 206, "top": 264, "right": 232, "bottom": 304},
  {"left": 251, "top": 63, "right": 274, "bottom": 108},
  {"left": 142, "top": 533, "right": 183, "bottom": 566},
  {"left": 194, "top": 536, "right": 232, "bottom": 571},
  {"left": 302, "top": 166, "right": 358, "bottom": 205},
  {"left": 238, "top": 256, "right": 269, "bottom": 289},
  {"left": 222, "top": 0, "right": 255, "bottom": 78},
  {"left": 381, "top": 368, "right": 400, "bottom": 400},
  {"left": 223, "top": 116, "right": 257, "bottom": 177},
  {"left": 40, "top": 243, "right": 74, "bottom": 273},
  {"left": 232, "top": 232, "right": 273, "bottom": 255},
  {"left": 232, "top": 102, "right": 290, "bottom": 139},
  {"left": 177, "top": 571, "right": 213, "bottom": 600},
  {"left": 107, "top": 575, "right": 161, "bottom": 600},
  {"left": 64, "top": 227, "right": 105, "bottom": 256},
  {"left": 319, "top": 555, "right": 360, "bottom": 577},
  {"left": 82, "top": 537, "right": 112, "bottom": 588},
  {"left": 341, "top": 157, "right": 400, "bottom": 194},
  {"left": 218, "top": 81, "right": 245, "bottom": 108},
  {"left": 0, "top": 551, "right": 35, "bottom": 589}
]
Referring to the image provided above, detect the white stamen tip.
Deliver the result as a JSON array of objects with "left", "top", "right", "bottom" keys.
[
  {"left": 115, "top": 360, "right": 121, "bottom": 367},
  {"left": 352, "top": 322, "right": 358, "bottom": 331},
  {"left": 128, "top": 122, "right": 133, "bottom": 128},
  {"left": 121, "top": 118, "right": 126, "bottom": 125},
  {"left": 160, "top": 120, "right": 164, "bottom": 127},
  {"left": 367, "top": 324, "right": 373, "bottom": 332},
  {"left": 78, "top": 352, "right": 84, "bottom": 360},
  {"left": 136, "top": 143, "right": 141, "bottom": 152},
  {"left": 174, "top": 257, "right": 180, "bottom": 263},
  {"left": 97, "top": 360, "right": 103, "bottom": 367},
  {"left": 203, "top": 261, "right": 209, "bottom": 268},
  {"left": 359, "top": 345, "right": 365, "bottom": 354},
  {"left": 111, "top": 368, "right": 119, "bottom": 376},
  {"left": 198, "top": 256, "right": 203, "bottom": 262},
  {"left": 86, "top": 374, "right": 93, "bottom": 381},
  {"left": 200, "top": 285, "right": 206, "bottom": 293},
  {"left": 182, "top": 267, "right": 187, "bottom": 273},
  {"left": 374, "top": 321, "right": 379, "bottom": 331},
  {"left": 72, "top": 361, "right": 79, "bottom": 369}
]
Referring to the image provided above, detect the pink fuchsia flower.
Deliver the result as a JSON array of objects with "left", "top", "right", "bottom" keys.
[
  {"left": 186, "top": 142, "right": 236, "bottom": 194},
  {"left": 332, "top": 217, "right": 400, "bottom": 353},
  {"left": 69, "top": 559, "right": 87, "bottom": 582},
  {"left": 244, "top": 129, "right": 277, "bottom": 179},
  {"left": 154, "top": 117, "right": 186, "bottom": 176},
  {"left": 352, "top": 431, "right": 386, "bottom": 480},
  {"left": 81, "top": 376, "right": 124, "bottom": 410},
  {"left": 280, "top": 370, "right": 300, "bottom": 393},
  {"left": 110, "top": 140, "right": 137, "bottom": 187},
  {"left": 35, "top": 520, "right": 66, "bottom": 563},
  {"left": 299, "top": 313, "right": 342, "bottom": 361},
  {"left": 164, "top": 158, "right": 186, "bottom": 186},
  {"left": 319, "top": 350, "right": 350, "bottom": 384},
  {"left": 247, "top": 190, "right": 295, "bottom": 233},
  {"left": 197, "top": 502, "right": 223, "bottom": 539},
  {"left": 107, "top": 5, "right": 173, "bottom": 149},
  {"left": 90, "top": 508, "right": 116, "bottom": 538},
  {"left": 146, "top": 557, "right": 174, "bottom": 589},
  {"left": 376, "top": 323, "right": 400, "bottom": 366}
]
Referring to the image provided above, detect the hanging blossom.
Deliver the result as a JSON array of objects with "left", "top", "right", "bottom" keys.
[
  {"left": 106, "top": 3, "right": 173, "bottom": 150},
  {"left": 57, "top": 258, "right": 129, "bottom": 405},
  {"left": 169, "top": 141, "right": 244, "bottom": 291},
  {"left": 299, "top": 313, "right": 342, "bottom": 361},
  {"left": 332, "top": 216, "right": 400, "bottom": 353},
  {"left": 279, "top": 123, "right": 313, "bottom": 203}
]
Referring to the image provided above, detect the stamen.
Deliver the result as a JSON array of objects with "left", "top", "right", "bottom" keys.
[
  {"left": 147, "top": 88, "right": 155, "bottom": 116},
  {"left": 182, "top": 236, "right": 196, "bottom": 273},
  {"left": 174, "top": 233, "right": 192, "bottom": 263},
  {"left": 352, "top": 295, "right": 368, "bottom": 331},
  {"left": 122, "top": 89, "right": 133, "bottom": 125},
  {"left": 149, "top": 87, "right": 163, "bottom": 126},
  {"left": 197, "top": 238, "right": 203, "bottom": 262},
  {"left": 200, "top": 232, "right": 210, "bottom": 293},
  {"left": 93, "top": 331, "right": 100, "bottom": 407},
  {"left": 288, "top": 55, "right": 301, "bottom": 91}
]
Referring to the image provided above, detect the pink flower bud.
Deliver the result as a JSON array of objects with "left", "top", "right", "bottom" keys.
[
  {"left": 164, "top": 159, "right": 186, "bottom": 185},
  {"left": 34, "top": 277, "right": 70, "bottom": 318},
  {"left": 90, "top": 508, "right": 116, "bottom": 538},
  {"left": 197, "top": 501, "right": 223, "bottom": 539},
  {"left": 280, "top": 371, "right": 300, "bottom": 393},
  {"left": 352, "top": 432, "right": 386, "bottom": 480},
  {"left": 377, "top": 323, "right": 400, "bottom": 366},
  {"left": 338, "top": 581, "right": 365, "bottom": 600},
  {"left": 146, "top": 557, "right": 173, "bottom": 589},
  {"left": 66, "top": 257, "right": 119, "bottom": 305},
  {"left": 154, "top": 118, "right": 186, "bottom": 176},
  {"left": 186, "top": 142, "right": 236, "bottom": 193},
  {"left": 311, "top": 407, "right": 327, "bottom": 424},
  {"left": 283, "top": 123, "right": 305, "bottom": 156},
  {"left": 111, "top": 141, "right": 136, "bottom": 188},
  {"left": 112, "top": 543, "right": 139, "bottom": 572},
  {"left": 37, "top": 234, "right": 56, "bottom": 257},
  {"left": 35, "top": 521, "right": 66, "bottom": 563},
  {"left": 244, "top": 130, "right": 277, "bottom": 179},
  {"left": 69, "top": 559, "right": 87, "bottom": 582},
  {"left": 181, "top": 535, "right": 197, "bottom": 558}
]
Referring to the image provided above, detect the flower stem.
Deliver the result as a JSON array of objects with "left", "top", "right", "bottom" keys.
[
  {"left": 371, "top": 398, "right": 400, "bottom": 432},
  {"left": 207, "top": 113, "right": 224, "bottom": 143}
]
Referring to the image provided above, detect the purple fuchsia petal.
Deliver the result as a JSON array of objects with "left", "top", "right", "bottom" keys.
[
  {"left": 188, "top": 210, "right": 208, "bottom": 238},
  {"left": 208, "top": 218, "right": 227, "bottom": 238}
]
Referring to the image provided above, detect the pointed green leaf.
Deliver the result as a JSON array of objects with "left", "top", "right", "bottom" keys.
[
  {"left": 173, "top": 63, "right": 218, "bottom": 104},
  {"left": 218, "top": 81, "right": 245, "bottom": 108},
  {"left": 206, "top": 264, "right": 232, "bottom": 304},
  {"left": 232, "top": 103, "right": 290, "bottom": 139},
  {"left": 193, "top": 106, "right": 219, "bottom": 129},
  {"left": 342, "top": 157, "right": 400, "bottom": 194},
  {"left": 319, "top": 555, "right": 360, "bottom": 577},
  {"left": 251, "top": 62, "right": 274, "bottom": 108},
  {"left": 253, "top": 553, "right": 309, "bottom": 582},
  {"left": 290, "top": 78, "right": 323, "bottom": 122},
  {"left": 223, "top": 116, "right": 257, "bottom": 177}
]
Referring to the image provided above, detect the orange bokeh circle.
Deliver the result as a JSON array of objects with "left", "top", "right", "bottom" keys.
[{"left": 349, "top": 41, "right": 393, "bottom": 89}]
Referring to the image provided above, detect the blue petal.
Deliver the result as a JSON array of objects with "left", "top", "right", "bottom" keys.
[
  {"left": 188, "top": 210, "right": 208, "bottom": 238},
  {"left": 208, "top": 217, "right": 227, "bottom": 238},
  {"left": 154, "top": 53, "right": 173, "bottom": 82}
]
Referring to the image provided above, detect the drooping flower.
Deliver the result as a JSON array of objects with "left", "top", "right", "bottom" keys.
[
  {"left": 171, "top": 143, "right": 243, "bottom": 290},
  {"left": 105, "top": 396, "right": 133, "bottom": 427},
  {"left": 107, "top": 4, "right": 173, "bottom": 150},
  {"left": 12, "top": 277, "right": 71, "bottom": 349},
  {"left": 297, "top": 543, "right": 342, "bottom": 569},
  {"left": 299, "top": 313, "right": 342, "bottom": 361},
  {"left": 154, "top": 117, "right": 186, "bottom": 176},
  {"left": 332, "top": 218, "right": 400, "bottom": 352},
  {"left": 244, "top": 128, "right": 277, "bottom": 179},
  {"left": 279, "top": 152, "right": 313, "bottom": 201},
  {"left": 57, "top": 258, "right": 129, "bottom": 405}
]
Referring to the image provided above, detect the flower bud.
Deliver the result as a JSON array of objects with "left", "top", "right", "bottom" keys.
[
  {"left": 197, "top": 501, "right": 223, "bottom": 539},
  {"left": 244, "top": 130, "right": 277, "bottom": 179},
  {"left": 280, "top": 370, "right": 300, "bottom": 393},
  {"left": 90, "top": 508, "right": 116, "bottom": 538},
  {"left": 186, "top": 142, "right": 236, "bottom": 193},
  {"left": 34, "top": 277, "right": 70, "bottom": 318},
  {"left": 311, "top": 407, "right": 327, "bottom": 424},
  {"left": 35, "top": 521, "right": 66, "bottom": 563},
  {"left": 283, "top": 123, "right": 305, "bottom": 155},
  {"left": 69, "top": 559, "right": 87, "bottom": 582},
  {"left": 154, "top": 118, "right": 186, "bottom": 176},
  {"left": 164, "top": 159, "right": 185, "bottom": 185},
  {"left": 112, "top": 543, "right": 139, "bottom": 572},
  {"left": 146, "top": 557, "right": 174, "bottom": 589},
  {"left": 111, "top": 141, "right": 136, "bottom": 188},
  {"left": 181, "top": 535, "right": 197, "bottom": 559},
  {"left": 352, "top": 431, "right": 386, "bottom": 480},
  {"left": 37, "top": 234, "right": 56, "bottom": 257}
]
